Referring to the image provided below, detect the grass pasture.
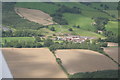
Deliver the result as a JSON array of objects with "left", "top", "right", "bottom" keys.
[
  {"left": 49, "top": 25, "right": 105, "bottom": 38},
  {"left": 15, "top": 2, "right": 59, "bottom": 14},
  {"left": 55, "top": 49, "right": 118, "bottom": 74},
  {"left": 105, "top": 21, "right": 118, "bottom": 35},
  {"left": 105, "top": 10, "right": 118, "bottom": 18},
  {"left": 90, "top": 2, "right": 118, "bottom": 10},
  {"left": 63, "top": 13, "right": 95, "bottom": 31},
  {"left": 2, "top": 37, "right": 35, "bottom": 43}
]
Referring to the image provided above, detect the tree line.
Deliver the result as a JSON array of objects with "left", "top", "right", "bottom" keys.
[
  {"left": 2, "top": 29, "right": 46, "bottom": 37},
  {"left": 69, "top": 70, "right": 118, "bottom": 78},
  {"left": 3, "top": 37, "right": 108, "bottom": 54},
  {"left": 49, "top": 39, "right": 107, "bottom": 54},
  {"left": 2, "top": 38, "right": 54, "bottom": 48}
]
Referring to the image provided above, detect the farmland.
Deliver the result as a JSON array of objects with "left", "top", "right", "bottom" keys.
[
  {"left": 2, "top": 2, "right": 119, "bottom": 78},
  {"left": 2, "top": 48, "right": 67, "bottom": 78},
  {"left": 104, "top": 47, "right": 119, "bottom": 64},
  {"left": 3, "top": 2, "right": 118, "bottom": 40},
  {"left": 15, "top": 7, "right": 55, "bottom": 25},
  {"left": 63, "top": 13, "right": 95, "bottom": 31},
  {"left": 15, "top": 2, "right": 59, "bottom": 14},
  {"left": 55, "top": 49, "right": 118, "bottom": 74},
  {"left": 2, "top": 37, "right": 35, "bottom": 42},
  {"left": 48, "top": 25, "right": 105, "bottom": 38},
  {"left": 105, "top": 21, "right": 118, "bottom": 35}
]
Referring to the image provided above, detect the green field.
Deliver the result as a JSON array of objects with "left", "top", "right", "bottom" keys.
[
  {"left": 49, "top": 25, "right": 105, "bottom": 38},
  {"left": 54, "top": 2, "right": 114, "bottom": 19},
  {"left": 63, "top": 13, "right": 95, "bottom": 31},
  {"left": 105, "top": 21, "right": 118, "bottom": 35},
  {"left": 3, "top": 2, "right": 118, "bottom": 40},
  {"left": 88, "top": 2, "right": 118, "bottom": 19},
  {"left": 90, "top": 2, "right": 118, "bottom": 10},
  {"left": 2, "top": 37, "right": 35, "bottom": 43},
  {"left": 16, "top": 2, "right": 115, "bottom": 19},
  {"left": 105, "top": 10, "right": 118, "bottom": 18},
  {"left": 16, "top": 2, "right": 59, "bottom": 14},
  {"left": 2, "top": 37, "right": 64, "bottom": 44}
]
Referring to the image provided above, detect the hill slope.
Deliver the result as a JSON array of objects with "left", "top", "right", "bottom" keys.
[{"left": 2, "top": 2, "right": 119, "bottom": 39}]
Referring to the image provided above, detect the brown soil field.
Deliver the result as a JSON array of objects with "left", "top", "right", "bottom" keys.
[
  {"left": 15, "top": 7, "right": 55, "bottom": 25},
  {"left": 107, "top": 42, "right": 118, "bottom": 47},
  {"left": 2, "top": 48, "right": 67, "bottom": 78},
  {"left": 104, "top": 47, "right": 119, "bottom": 64},
  {"left": 55, "top": 49, "right": 118, "bottom": 74}
]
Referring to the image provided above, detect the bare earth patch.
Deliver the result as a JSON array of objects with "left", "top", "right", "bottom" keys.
[
  {"left": 15, "top": 7, "right": 55, "bottom": 25},
  {"left": 2, "top": 48, "right": 67, "bottom": 78},
  {"left": 107, "top": 42, "right": 118, "bottom": 47},
  {"left": 55, "top": 49, "right": 118, "bottom": 74},
  {"left": 104, "top": 47, "right": 119, "bottom": 64}
]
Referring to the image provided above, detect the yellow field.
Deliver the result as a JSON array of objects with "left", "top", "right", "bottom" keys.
[
  {"left": 55, "top": 49, "right": 118, "bottom": 74},
  {"left": 2, "top": 48, "right": 67, "bottom": 78}
]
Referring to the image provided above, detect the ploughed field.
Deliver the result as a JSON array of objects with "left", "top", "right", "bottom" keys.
[
  {"left": 104, "top": 47, "right": 119, "bottom": 64},
  {"left": 2, "top": 48, "right": 67, "bottom": 78},
  {"left": 55, "top": 49, "right": 118, "bottom": 74},
  {"left": 15, "top": 7, "right": 55, "bottom": 25}
]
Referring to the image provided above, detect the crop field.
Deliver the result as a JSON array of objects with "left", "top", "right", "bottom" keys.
[
  {"left": 104, "top": 47, "right": 119, "bottom": 64},
  {"left": 15, "top": 7, "right": 55, "bottom": 25},
  {"left": 2, "top": 48, "right": 67, "bottom": 78},
  {"left": 55, "top": 49, "right": 118, "bottom": 74}
]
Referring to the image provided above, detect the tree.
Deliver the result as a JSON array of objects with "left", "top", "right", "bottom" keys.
[
  {"left": 35, "top": 36, "right": 42, "bottom": 42},
  {"left": 72, "top": 25, "right": 80, "bottom": 28},
  {"left": 14, "top": 42, "right": 22, "bottom": 48},
  {"left": 77, "top": 25, "right": 80, "bottom": 28},
  {"left": 104, "top": 5, "right": 109, "bottom": 10},
  {"left": 94, "top": 17, "right": 108, "bottom": 31},
  {"left": 36, "top": 43, "right": 43, "bottom": 48},
  {"left": 100, "top": 42, "right": 108, "bottom": 47},
  {"left": 44, "top": 39, "right": 54, "bottom": 47},
  {"left": 56, "top": 58, "right": 62, "bottom": 64},
  {"left": 68, "top": 28, "right": 73, "bottom": 31},
  {"left": 100, "top": 4, "right": 103, "bottom": 7},
  {"left": 50, "top": 27, "right": 55, "bottom": 31}
]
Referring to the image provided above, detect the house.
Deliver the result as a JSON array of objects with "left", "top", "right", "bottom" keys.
[{"left": 56, "top": 35, "right": 95, "bottom": 43}]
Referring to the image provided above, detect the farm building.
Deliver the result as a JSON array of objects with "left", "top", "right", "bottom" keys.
[{"left": 57, "top": 35, "right": 95, "bottom": 43}]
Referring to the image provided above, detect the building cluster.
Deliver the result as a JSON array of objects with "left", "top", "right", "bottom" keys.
[{"left": 57, "top": 35, "right": 95, "bottom": 43}]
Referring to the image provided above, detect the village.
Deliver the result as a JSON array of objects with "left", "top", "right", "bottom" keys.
[{"left": 56, "top": 35, "right": 96, "bottom": 43}]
